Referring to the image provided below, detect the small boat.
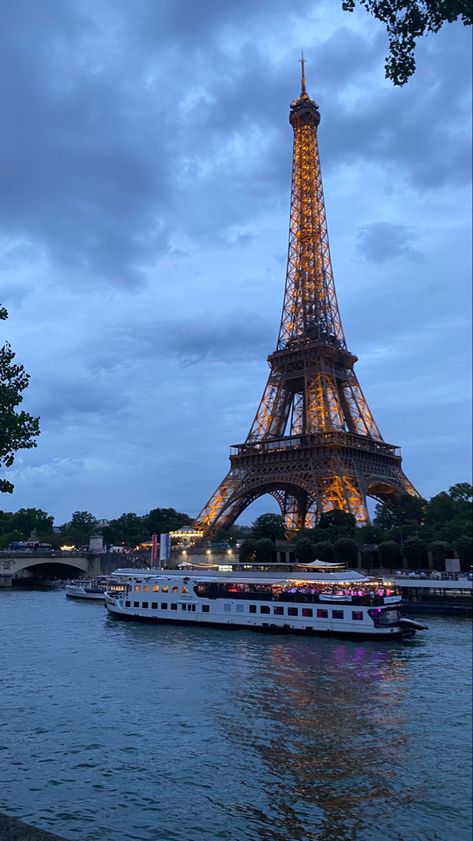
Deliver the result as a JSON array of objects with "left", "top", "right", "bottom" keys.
[{"left": 65, "top": 578, "right": 108, "bottom": 601}]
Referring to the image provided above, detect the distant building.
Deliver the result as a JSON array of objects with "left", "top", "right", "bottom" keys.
[{"left": 169, "top": 527, "right": 203, "bottom": 547}]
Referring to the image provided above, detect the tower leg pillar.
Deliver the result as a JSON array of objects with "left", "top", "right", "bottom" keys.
[{"left": 317, "top": 474, "right": 369, "bottom": 525}]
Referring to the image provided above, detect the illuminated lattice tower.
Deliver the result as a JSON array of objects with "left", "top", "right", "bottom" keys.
[{"left": 195, "top": 60, "right": 418, "bottom": 534}]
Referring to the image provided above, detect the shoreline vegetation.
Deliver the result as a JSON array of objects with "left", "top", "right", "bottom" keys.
[{"left": 0, "top": 484, "right": 471, "bottom": 571}]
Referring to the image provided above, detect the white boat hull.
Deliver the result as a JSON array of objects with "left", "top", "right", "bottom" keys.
[
  {"left": 105, "top": 600, "right": 408, "bottom": 638},
  {"left": 105, "top": 595, "right": 410, "bottom": 640},
  {"left": 65, "top": 585, "right": 105, "bottom": 601}
]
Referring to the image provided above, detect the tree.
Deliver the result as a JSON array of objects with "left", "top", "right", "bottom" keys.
[
  {"left": 333, "top": 537, "right": 359, "bottom": 566},
  {"left": 313, "top": 541, "right": 335, "bottom": 563},
  {"left": 403, "top": 536, "right": 427, "bottom": 569},
  {"left": 0, "top": 307, "right": 40, "bottom": 493},
  {"left": 355, "top": 524, "right": 385, "bottom": 545},
  {"left": 251, "top": 513, "right": 286, "bottom": 542},
  {"left": 102, "top": 513, "right": 148, "bottom": 547},
  {"left": 454, "top": 536, "right": 473, "bottom": 572},
  {"left": 211, "top": 525, "right": 241, "bottom": 547},
  {"left": 342, "top": 0, "right": 472, "bottom": 85},
  {"left": 239, "top": 539, "right": 257, "bottom": 563},
  {"left": 378, "top": 540, "right": 402, "bottom": 568},
  {"left": 254, "top": 538, "right": 275, "bottom": 564},
  {"left": 318, "top": 509, "right": 357, "bottom": 530},
  {"left": 0, "top": 530, "right": 23, "bottom": 549},
  {"left": 146, "top": 507, "right": 193, "bottom": 535},
  {"left": 428, "top": 540, "right": 448, "bottom": 570},
  {"left": 0, "top": 510, "right": 14, "bottom": 534},
  {"left": 448, "top": 483, "right": 473, "bottom": 522},
  {"left": 448, "top": 482, "right": 473, "bottom": 504},
  {"left": 373, "top": 494, "right": 425, "bottom": 531},
  {"left": 294, "top": 536, "right": 316, "bottom": 564},
  {"left": 372, "top": 501, "right": 398, "bottom": 531},
  {"left": 425, "top": 492, "right": 456, "bottom": 524},
  {"left": 11, "top": 508, "right": 54, "bottom": 538},
  {"left": 61, "top": 511, "right": 97, "bottom": 548}
]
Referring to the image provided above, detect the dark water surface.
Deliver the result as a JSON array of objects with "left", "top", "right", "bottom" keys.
[{"left": 0, "top": 590, "right": 471, "bottom": 841}]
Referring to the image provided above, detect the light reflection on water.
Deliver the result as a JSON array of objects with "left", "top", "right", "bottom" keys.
[{"left": 0, "top": 590, "right": 471, "bottom": 841}]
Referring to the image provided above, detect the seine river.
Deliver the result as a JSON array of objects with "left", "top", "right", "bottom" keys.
[{"left": 0, "top": 589, "right": 471, "bottom": 841}]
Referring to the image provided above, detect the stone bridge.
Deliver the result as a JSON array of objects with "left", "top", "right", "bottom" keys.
[{"left": 0, "top": 551, "right": 101, "bottom": 587}]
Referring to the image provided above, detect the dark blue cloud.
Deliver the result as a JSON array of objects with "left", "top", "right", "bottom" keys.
[
  {"left": 0, "top": 0, "right": 470, "bottom": 520},
  {"left": 356, "top": 222, "right": 421, "bottom": 264}
]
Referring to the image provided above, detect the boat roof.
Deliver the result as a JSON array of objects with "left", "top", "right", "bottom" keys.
[{"left": 110, "top": 568, "right": 378, "bottom": 585}]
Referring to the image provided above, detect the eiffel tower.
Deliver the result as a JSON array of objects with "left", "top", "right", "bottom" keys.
[{"left": 195, "top": 58, "right": 418, "bottom": 536}]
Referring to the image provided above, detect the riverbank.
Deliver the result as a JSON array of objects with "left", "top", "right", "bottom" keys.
[{"left": 0, "top": 813, "right": 69, "bottom": 841}]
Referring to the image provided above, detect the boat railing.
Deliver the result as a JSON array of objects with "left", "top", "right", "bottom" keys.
[{"left": 194, "top": 586, "right": 398, "bottom": 606}]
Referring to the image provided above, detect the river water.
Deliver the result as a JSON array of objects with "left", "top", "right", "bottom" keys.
[{"left": 0, "top": 589, "right": 471, "bottom": 841}]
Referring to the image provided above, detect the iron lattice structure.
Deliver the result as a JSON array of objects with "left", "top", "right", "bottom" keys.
[{"left": 195, "top": 62, "right": 417, "bottom": 535}]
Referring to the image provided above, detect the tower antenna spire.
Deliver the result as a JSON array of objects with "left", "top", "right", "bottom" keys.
[{"left": 299, "top": 51, "right": 307, "bottom": 96}]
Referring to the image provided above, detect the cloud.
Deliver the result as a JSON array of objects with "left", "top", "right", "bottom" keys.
[
  {"left": 84, "top": 312, "right": 275, "bottom": 371},
  {"left": 0, "top": 1, "right": 469, "bottom": 296},
  {"left": 0, "top": 0, "right": 470, "bottom": 522},
  {"left": 356, "top": 222, "right": 421, "bottom": 264}
]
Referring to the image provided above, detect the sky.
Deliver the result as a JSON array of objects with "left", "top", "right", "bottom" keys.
[{"left": 1, "top": 0, "right": 471, "bottom": 527}]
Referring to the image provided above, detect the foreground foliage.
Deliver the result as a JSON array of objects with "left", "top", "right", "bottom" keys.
[
  {"left": 342, "top": 0, "right": 472, "bottom": 85},
  {"left": 0, "top": 307, "right": 40, "bottom": 494}
]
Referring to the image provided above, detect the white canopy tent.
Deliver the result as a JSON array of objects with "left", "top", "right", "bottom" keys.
[{"left": 294, "top": 560, "right": 346, "bottom": 569}]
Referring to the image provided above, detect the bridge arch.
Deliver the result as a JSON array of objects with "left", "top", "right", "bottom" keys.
[{"left": 0, "top": 554, "right": 99, "bottom": 581}]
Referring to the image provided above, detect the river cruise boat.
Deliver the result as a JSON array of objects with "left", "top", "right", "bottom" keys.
[
  {"left": 104, "top": 569, "right": 427, "bottom": 639},
  {"left": 65, "top": 577, "right": 108, "bottom": 601}
]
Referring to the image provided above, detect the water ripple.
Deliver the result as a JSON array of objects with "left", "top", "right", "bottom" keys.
[{"left": 0, "top": 590, "right": 471, "bottom": 841}]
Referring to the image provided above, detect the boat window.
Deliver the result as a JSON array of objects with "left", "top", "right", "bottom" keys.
[
  {"left": 260, "top": 605, "right": 270, "bottom": 614},
  {"left": 236, "top": 604, "right": 244, "bottom": 613},
  {"left": 153, "top": 585, "right": 159, "bottom": 592},
  {"left": 161, "top": 602, "right": 168, "bottom": 610},
  {"left": 302, "top": 608, "right": 313, "bottom": 618},
  {"left": 202, "top": 605, "right": 210, "bottom": 613},
  {"left": 352, "top": 611, "right": 363, "bottom": 621},
  {"left": 171, "top": 603, "right": 177, "bottom": 610},
  {"left": 181, "top": 604, "right": 187, "bottom": 610},
  {"left": 142, "top": 601, "right": 149, "bottom": 609},
  {"left": 317, "top": 608, "right": 328, "bottom": 618},
  {"left": 162, "top": 586, "right": 169, "bottom": 593},
  {"left": 288, "top": 607, "right": 298, "bottom": 616},
  {"left": 134, "top": 585, "right": 140, "bottom": 592},
  {"left": 133, "top": 601, "right": 139, "bottom": 608},
  {"left": 332, "top": 610, "right": 344, "bottom": 619},
  {"left": 125, "top": 600, "right": 130, "bottom": 608},
  {"left": 152, "top": 602, "right": 158, "bottom": 609},
  {"left": 274, "top": 606, "right": 284, "bottom": 615},
  {"left": 143, "top": 586, "right": 150, "bottom": 592},
  {"left": 224, "top": 604, "right": 231, "bottom": 612}
]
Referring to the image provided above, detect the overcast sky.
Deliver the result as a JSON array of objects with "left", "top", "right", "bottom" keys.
[{"left": 1, "top": 0, "right": 471, "bottom": 526}]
